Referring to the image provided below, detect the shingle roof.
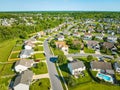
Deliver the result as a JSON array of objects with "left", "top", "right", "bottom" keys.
[
  {"left": 14, "top": 70, "right": 33, "bottom": 86},
  {"left": 91, "top": 61, "right": 112, "bottom": 70},
  {"left": 15, "top": 59, "right": 34, "bottom": 68},
  {"left": 20, "top": 49, "right": 34, "bottom": 56},
  {"left": 68, "top": 60, "right": 85, "bottom": 70},
  {"left": 103, "top": 42, "right": 114, "bottom": 49}
]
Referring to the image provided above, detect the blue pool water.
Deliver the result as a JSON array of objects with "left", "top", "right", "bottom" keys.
[{"left": 97, "top": 73, "right": 111, "bottom": 81}]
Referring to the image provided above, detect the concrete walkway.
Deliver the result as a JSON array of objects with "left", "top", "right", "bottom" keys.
[{"left": 32, "top": 73, "right": 49, "bottom": 80}]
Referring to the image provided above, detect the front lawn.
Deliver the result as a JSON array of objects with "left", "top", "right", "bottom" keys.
[
  {"left": 30, "top": 78, "right": 50, "bottom": 90},
  {"left": 34, "top": 46, "right": 44, "bottom": 51},
  {"left": 69, "top": 48, "right": 80, "bottom": 54},
  {"left": 31, "top": 62, "right": 48, "bottom": 74},
  {"left": 51, "top": 47, "right": 64, "bottom": 55},
  {"left": 84, "top": 47, "right": 95, "bottom": 53},
  {"left": 34, "top": 53, "right": 45, "bottom": 59}
]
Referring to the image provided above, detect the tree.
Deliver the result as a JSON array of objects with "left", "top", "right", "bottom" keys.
[
  {"left": 87, "top": 55, "right": 93, "bottom": 61},
  {"left": 50, "top": 39, "right": 56, "bottom": 48},
  {"left": 57, "top": 54, "right": 67, "bottom": 64}
]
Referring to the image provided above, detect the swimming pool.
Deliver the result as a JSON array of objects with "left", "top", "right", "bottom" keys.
[{"left": 97, "top": 73, "right": 113, "bottom": 83}]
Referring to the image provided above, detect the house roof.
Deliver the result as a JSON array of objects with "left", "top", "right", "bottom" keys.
[
  {"left": 68, "top": 60, "right": 85, "bottom": 70},
  {"left": 103, "top": 42, "right": 114, "bottom": 49},
  {"left": 114, "top": 62, "right": 120, "bottom": 68},
  {"left": 20, "top": 49, "right": 34, "bottom": 57},
  {"left": 15, "top": 59, "right": 34, "bottom": 68},
  {"left": 14, "top": 70, "right": 33, "bottom": 86},
  {"left": 55, "top": 41, "right": 68, "bottom": 48},
  {"left": 91, "top": 61, "right": 112, "bottom": 70},
  {"left": 84, "top": 33, "right": 92, "bottom": 36},
  {"left": 86, "top": 40, "right": 98, "bottom": 46}
]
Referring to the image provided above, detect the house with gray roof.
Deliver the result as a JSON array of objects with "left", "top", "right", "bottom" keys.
[
  {"left": 13, "top": 70, "right": 33, "bottom": 90},
  {"left": 90, "top": 61, "right": 114, "bottom": 75},
  {"left": 19, "top": 49, "right": 34, "bottom": 58},
  {"left": 15, "top": 59, "right": 34, "bottom": 73},
  {"left": 114, "top": 62, "right": 120, "bottom": 73},
  {"left": 68, "top": 60, "right": 85, "bottom": 75}
]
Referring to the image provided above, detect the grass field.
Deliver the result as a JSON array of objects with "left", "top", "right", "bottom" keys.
[
  {"left": 31, "top": 62, "right": 48, "bottom": 75},
  {"left": 30, "top": 78, "right": 50, "bottom": 90},
  {"left": 13, "top": 46, "right": 22, "bottom": 51},
  {"left": 0, "top": 40, "right": 16, "bottom": 62},
  {"left": 69, "top": 82, "right": 120, "bottom": 90}
]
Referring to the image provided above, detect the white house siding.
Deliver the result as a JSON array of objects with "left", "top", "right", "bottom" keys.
[{"left": 14, "top": 83, "right": 29, "bottom": 90}]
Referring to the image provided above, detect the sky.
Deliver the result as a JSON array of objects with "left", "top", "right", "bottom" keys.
[{"left": 0, "top": 0, "right": 120, "bottom": 11}]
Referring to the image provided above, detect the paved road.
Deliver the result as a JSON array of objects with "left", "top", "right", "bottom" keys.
[
  {"left": 43, "top": 39, "right": 63, "bottom": 90},
  {"left": 66, "top": 53, "right": 114, "bottom": 59}
]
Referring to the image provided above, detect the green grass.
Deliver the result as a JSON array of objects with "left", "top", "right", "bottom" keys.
[
  {"left": 30, "top": 78, "right": 50, "bottom": 90},
  {"left": 84, "top": 47, "right": 95, "bottom": 53},
  {"left": 34, "top": 46, "right": 44, "bottom": 51},
  {"left": 31, "top": 62, "right": 48, "bottom": 75},
  {"left": 69, "top": 82, "right": 120, "bottom": 90},
  {"left": 0, "top": 40, "right": 16, "bottom": 62},
  {"left": 1, "top": 63, "right": 15, "bottom": 76},
  {"left": 0, "top": 77, "right": 11, "bottom": 90},
  {"left": 34, "top": 53, "right": 45, "bottom": 59},
  {"left": 38, "top": 38, "right": 45, "bottom": 41},
  {"left": 69, "top": 48, "right": 80, "bottom": 54},
  {"left": 13, "top": 46, "right": 22, "bottom": 51},
  {"left": 10, "top": 52, "right": 19, "bottom": 59},
  {"left": 51, "top": 47, "right": 64, "bottom": 55}
]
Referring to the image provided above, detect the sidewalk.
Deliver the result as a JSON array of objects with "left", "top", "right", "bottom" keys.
[{"left": 32, "top": 73, "right": 49, "bottom": 80}]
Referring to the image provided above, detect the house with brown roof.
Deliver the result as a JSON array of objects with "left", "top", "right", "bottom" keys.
[
  {"left": 86, "top": 40, "right": 100, "bottom": 50},
  {"left": 84, "top": 33, "right": 92, "bottom": 40},
  {"left": 103, "top": 42, "right": 116, "bottom": 50},
  {"left": 55, "top": 41, "right": 68, "bottom": 52}
]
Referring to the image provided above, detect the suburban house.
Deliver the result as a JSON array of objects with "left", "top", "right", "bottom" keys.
[
  {"left": 90, "top": 61, "right": 114, "bottom": 75},
  {"left": 103, "top": 42, "right": 116, "bottom": 50},
  {"left": 13, "top": 70, "right": 33, "bottom": 90},
  {"left": 14, "top": 59, "right": 34, "bottom": 73},
  {"left": 57, "top": 35, "right": 65, "bottom": 41},
  {"left": 95, "top": 34, "right": 103, "bottom": 40},
  {"left": 86, "top": 40, "right": 100, "bottom": 50},
  {"left": 68, "top": 60, "right": 85, "bottom": 76},
  {"left": 24, "top": 41, "right": 35, "bottom": 50},
  {"left": 107, "top": 36, "right": 117, "bottom": 43},
  {"left": 37, "top": 31, "right": 46, "bottom": 37},
  {"left": 114, "top": 62, "right": 120, "bottom": 73},
  {"left": 84, "top": 33, "right": 92, "bottom": 40},
  {"left": 73, "top": 32, "right": 80, "bottom": 37},
  {"left": 55, "top": 41, "right": 68, "bottom": 52},
  {"left": 20, "top": 49, "right": 34, "bottom": 58}
]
